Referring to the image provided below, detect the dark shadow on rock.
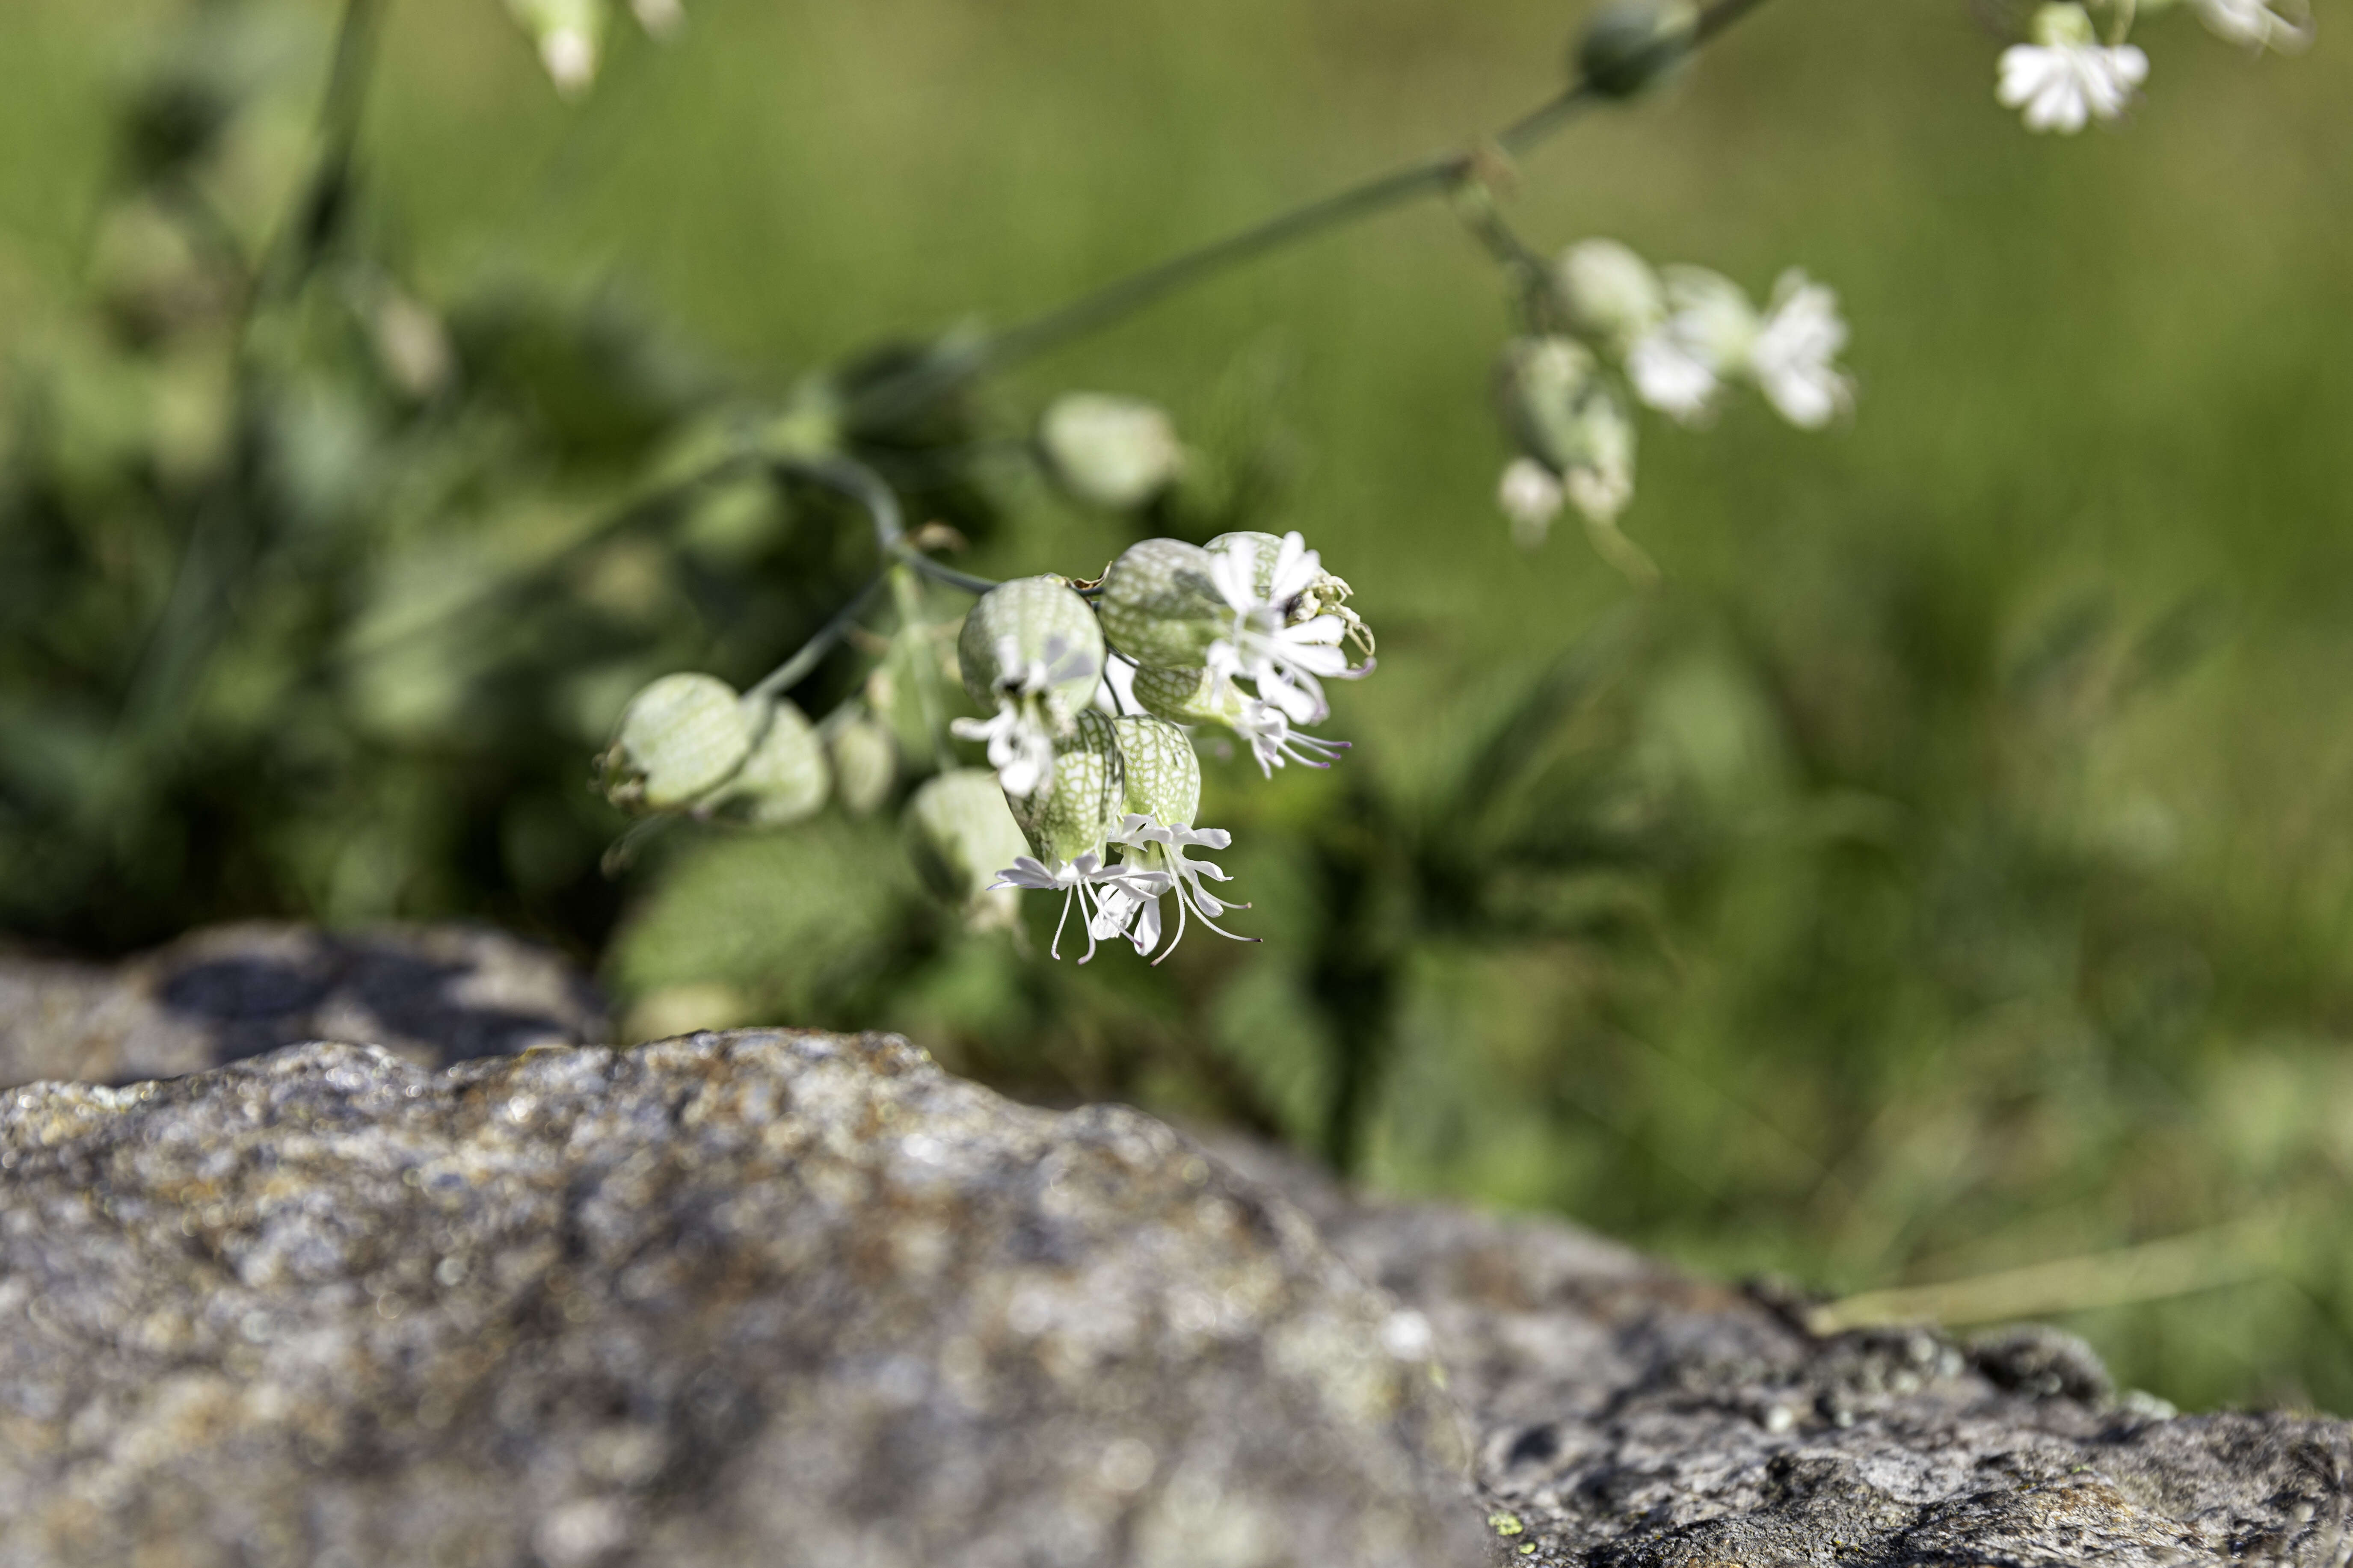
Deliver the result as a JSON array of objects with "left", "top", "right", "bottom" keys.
[{"left": 0, "top": 922, "right": 607, "bottom": 1088}]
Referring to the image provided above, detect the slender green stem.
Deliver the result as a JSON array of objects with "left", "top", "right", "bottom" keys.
[
  {"left": 1449, "top": 180, "right": 1556, "bottom": 330},
  {"left": 744, "top": 574, "right": 887, "bottom": 704},
  {"left": 255, "top": 0, "right": 387, "bottom": 305},
  {"left": 343, "top": 0, "right": 1784, "bottom": 694},
  {"left": 889, "top": 564, "right": 957, "bottom": 775},
  {"left": 849, "top": 0, "right": 1785, "bottom": 425},
  {"left": 334, "top": 454, "right": 761, "bottom": 666},
  {"left": 735, "top": 454, "right": 1002, "bottom": 712},
  {"left": 768, "top": 455, "right": 1002, "bottom": 595},
  {"left": 111, "top": 0, "right": 389, "bottom": 773}
]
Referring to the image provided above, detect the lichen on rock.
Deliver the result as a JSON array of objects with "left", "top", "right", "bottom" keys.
[{"left": 0, "top": 1031, "right": 1479, "bottom": 1568}]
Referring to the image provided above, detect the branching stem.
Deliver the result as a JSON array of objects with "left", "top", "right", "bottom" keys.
[{"left": 849, "top": 0, "right": 1785, "bottom": 424}]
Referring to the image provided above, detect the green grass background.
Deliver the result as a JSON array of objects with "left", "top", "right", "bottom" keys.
[{"left": 6, "top": 0, "right": 2352, "bottom": 1412}]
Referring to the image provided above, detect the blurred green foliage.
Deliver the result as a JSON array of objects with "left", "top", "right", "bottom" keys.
[{"left": 3, "top": 0, "right": 2350, "bottom": 1414}]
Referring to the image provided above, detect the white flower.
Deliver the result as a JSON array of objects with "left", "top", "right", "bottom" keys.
[
  {"left": 991, "top": 851, "right": 1171, "bottom": 964},
  {"left": 1626, "top": 268, "right": 1758, "bottom": 426},
  {"left": 1998, "top": 6, "right": 2149, "bottom": 134},
  {"left": 1090, "top": 815, "right": 1255, "bottom": 963},
  {"left": 1497, "top": 458, "right": 1567, "bottom": 550},
  {"left": 1203, "top": 532, "right": 1369, "bottom": 728},
  {"left": 2192, "top": 0, "right": 2312, "bottom": 51},
  {"left": 1749, "top": 270, "right": 1854, "bottom": 429},
  {"left": 952, "top": 703, "right": 1055, "bottom": 798},
  {"left": 539, "top": 27, "right": 597, "bottom": 94},
  {"left": 1233, "top": 695, "right": 1349, "bottom": 777},
  {"left": 631, "top": 0, "right": 685, "bottom": 38},
  {"left": 951, "top": 632, "right": 1094, "bottom": 797}
]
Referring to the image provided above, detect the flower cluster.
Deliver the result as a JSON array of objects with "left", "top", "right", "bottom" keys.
[
  {"left": 1099, "top": 531, "right": 1374, "bottom": 777},
  {"left": 1994, "top": 0, "right": 2308, "bottom": 136},
  {"left": 892, "top": 531, "right": 1376, "bottom": 963},
  {"left": 983, "top": 709, "right": 1255, "bottom": 965},
  {"left": 1494, "top": 239, "right": 1852, "bottom": 553}
]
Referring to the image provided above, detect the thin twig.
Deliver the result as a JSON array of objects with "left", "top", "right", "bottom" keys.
[
  {"left": 744, "top": 574, "right": 888, "bottom": 704},
  {"left": 255, "top": 0, "right": 387, "bottom": 305},
  {"left": 849, "top": 0, "right": 1786, "bottom": 425},
  {"left": 1804, "top": 1220, "right": 2277, "bottom": 1336}
]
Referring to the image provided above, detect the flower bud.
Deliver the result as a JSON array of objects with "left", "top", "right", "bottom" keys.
[
  {"left": 1094, "top": 537, "right": 1230, "bottom": 671},
  {"left": 1564, "top": 385, "right": 1637, "bottom": 524},
  {"left": 1203, "top": 530, "right": 1363, "bottom": 638},
  {"left": 903, "top": 769, "right": 1033, "bottom": 932},
  {"left": 827, "top": 711, "right": 898, "bottom": 818},
  {"left": 956, "top": 576, "right": 1104, "bottom": 715},
  {"left": 2029, "top": 2, "right": 2098, "bottom": 47},
  {"left": 1575, "top": 0, "right": 1700, "bottom": 99},
  {"left": 1496, "top": 337, "right": 1638, "bottom": 526},
  {"left": 1114, "top": 715, "right": 1202, "bottom": 829},
  {"left": 1553, "top": 239, "right": 1666, "bottom": 348},
  {"left": 504, "top": 0, "right": 605, "bottom": 96},
  {"left": 599, "top": 673, "right": 753, "bottom": 814},
  {"left": 631, "top": 0, "right": 685, "bottom": 40},
  {"left": 1006, "top": 709, "right": 1126, "bottom": 864},
  {"left": 1496, "top": 336, "right": 1602, "bottom": 476},
  {"left": 1498, "top": 458, "right": 1567, "bottom": 550},
  {"left": 1037, "top": 393, "right": 1184, "bottom": 511},
  {"left": 702, "top": 698, "right": 830, "bottom": 828}
]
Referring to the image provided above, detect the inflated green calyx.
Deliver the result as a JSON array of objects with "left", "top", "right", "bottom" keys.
[
  {"left": 703, "top": 697, "right": 830, "bottom": 828},
  {"left": 599, "top": 673, "right": 755, "bottom": 814},
  {"left": 1114, "top": 715, "right": 1201, "bottom": 828},
  {"left": 904, "top": 768, "right": 1033, "bottom": 929},
  {"left": 1005, "top": 708, "right": 1125, "bottom": 864},
  {"left": 1094, "top": 538, "right": 1229, "bottom": 671},
  {"left": 957, "top": 576, "right": 1105, "bottom": 716}
]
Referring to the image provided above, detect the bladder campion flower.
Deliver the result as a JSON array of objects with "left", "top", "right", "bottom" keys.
[
  {"left": 1082, "top": 717, "right": 1253, "bottom": 962},
  {"left": 952, "top": 577, "right": 1104, "bottom": 798},
  {"left": 1749, "top": 271, "right": 1855, "bottom": 430},
  {"left": 1998, "top": 5, "right": 2150, "bottom": 134},
  {"left": 2191, "top": 0, "right": 2312, "bottom": 50}
]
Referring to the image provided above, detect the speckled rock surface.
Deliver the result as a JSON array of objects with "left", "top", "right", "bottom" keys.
[
  {"left": 0, "top": 1032, "right": 1479, "bottom": 1568},
  {"left": 0, "top": 922, "right": 604, "bottom": 1088},
  {"left": 1209, "top": 1140, "right": 2353, "bottom": 1568}
]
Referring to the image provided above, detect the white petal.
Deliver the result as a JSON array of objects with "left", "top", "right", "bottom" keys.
[{"left": 1627, "top": 333, "right": 1722, "bottom": 424}]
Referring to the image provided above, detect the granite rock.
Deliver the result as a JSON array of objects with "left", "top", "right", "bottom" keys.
[
  {"left": 1208, "top": 1139, "right": 2353, "bottom": 1568},
  {"left": 0, "top": 1032, "right": 1480, "bottom": 1568},
  {"left": 3, "top": 1011, "right": 2347, "bottom": 1568},
  {"left": 0, "top": 921, "right": 605, "bottom": 1088}
]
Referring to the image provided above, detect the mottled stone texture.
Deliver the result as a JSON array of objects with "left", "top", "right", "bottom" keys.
[
  {"left": 0, "top": 922, "right": 605, "bottom": 1087},
  {"left": 1210, "top": 1139, "right": 2353, "bottom": 1568},
  {"left": 2, "top": 1017, "right": 2347, "bottom": 1568},
  {"left": 0, "top": 1033, "right": 1479, "bottom": 1568}
]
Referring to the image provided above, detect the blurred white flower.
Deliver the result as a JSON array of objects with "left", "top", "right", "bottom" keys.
[
  {"left": 1998, "top": 5, "right": 2149, "bottom": 134},
  {"left": 1498, "top": 457, "right": 1566, "bottom": 550},
  {"left": 1749, "top": 270, "right": 1854, "bottom": 429},
  {"left": 539, "top": 27, "right": 597, "bottom": 93},
  {"left": 2192, "top": 0, "right": 2312, "bottom": 51},
  {"left": 631, "top": 0, "right": 686, "bottom": 38},
  {"left": 1627, "top": 268, "right": 1758, "bottom": 426}
]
